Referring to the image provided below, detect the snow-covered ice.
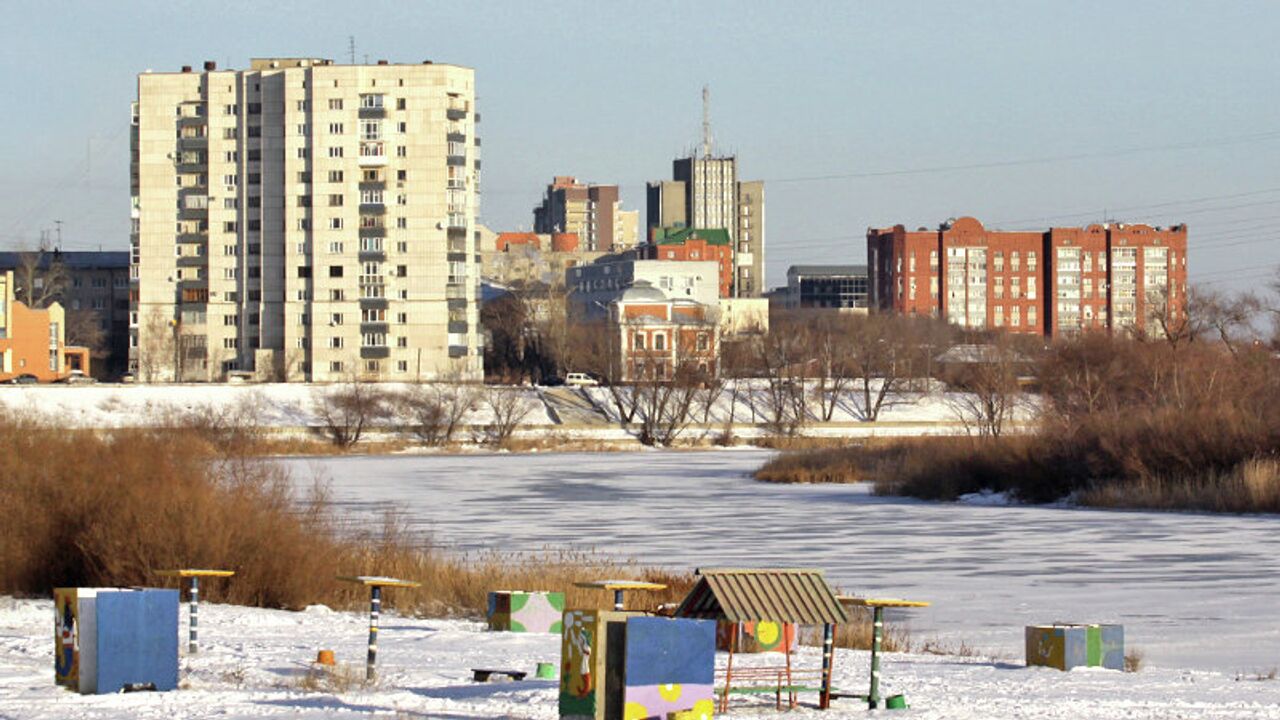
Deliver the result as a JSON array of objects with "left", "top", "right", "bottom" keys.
[
  {"left": 284, "top": 450, "right": 1280, "bottom": 673},
  {"left": 2, "top": 597, "right": 1277, "bottom": 719}
]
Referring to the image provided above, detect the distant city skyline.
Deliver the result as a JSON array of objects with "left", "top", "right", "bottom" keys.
[{"left": 1, "top": 0, "right": 1278, "bottom": 291}]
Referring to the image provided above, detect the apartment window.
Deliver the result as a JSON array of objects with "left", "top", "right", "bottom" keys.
[
  {"left": 247, "top": 219, "right": 261, "bottom": 232},
  {"left": 396, "top": 145, "right": 407, "bottom": 157},
  {"left": 328, "top": 146, "right": 344, "bottom": 158},
  {"left": 296, "top": 337, "right": 309, "bottom": 349},
  {"left": 222, "top": 174, "right": 238, "bottom": 186},
  {"left": 297, "top": 266, "right": 312, "bottom": 279},
  {"left": 362, "top": 308, "right": 386, "bottom": 323},
  {"left": 223, "top": 338, "right": 238, "bottom": 349},
  {"left": 329, "top": 337, "right": 343, "bottom": 348},
  {"left": 1011, "top": 252, "right": 1021, "bottom": 271},
  {"left": 224, "top": 314, "right": 238, "bottom": 326},
  {"left": 296, "top": 100, "right": 309, "bottom": 111},
  {"left": 296, "top": 123, "right": 309, "bottom": 136},
  {"left": 396, "top": 265, "right": 407, "bottom": 278},
  {"left": 365, "top": 360, "right": 380, "bottom": 373},
  {"left": 223, "top": 127, "right": 237, "bottom": 140},
  {"left": 361, "top": 120, "right": 382, "bottom": 140},
  {"left": 397, "top": 337, "right": 408, "bottom": 349},
  {"left": 397, "top": 121, "right": 407, "bottom": 133},
  {"left": 222, "top": 268, "right": 236, "bottom": 280},
  {"left": 328, "top": 170, "right": 344, "bottom": 183},
  {"left": 223, "top": 197, "right": 238, "bottom": 209},
  {"left": 328, "top": 122, "right": 344, "bottom": 134},
  {"left": 1028, "top": 307, "right": 1038, "bottom": 325},
  {"left": 396, "top": 217, "right": 408, "bottom": 229},
  {"left": 360, "top": 94, "right": 384, "bottom": 109},
  {"left": 247, "top": 125, "right": 261, "bottom": 137},
  {"left": 330, "top": 289, "right": 344, "bottom": 301},
  {"left": 328, "top": 98, "right": 343, "bottom": 110},
  {"left": 298, "top": 195, "right": 312, "bottom": 207},
  {"left": 328, "top": 194, "right": 344, "bottom": 207},
  {"left": 329, "top": 217, "right": 344, "bottom": 230},
  {"left": 396, "top": 194, "right": 407, "bottom": 206},
  {"left": 396, "top": 241, "right": 408, "bottom": 253},
  {"left": 396, "top": 312, "right": 408, "bottom": 324},
  {"left": 396, "top": 98, "right": 406, "bottom": 110},
  {"left": 361, "top": 189, "right": 383, "bottom": 204},
  {"left": 1027, "top": 276, "right": 1037, "bottom": 300},
  {"left": 297, "top": 171, "right": 311, "bottom": 183},
  {"left": 224, "top": 104, "right": 237, "bottom": 115},
  {"left": 247, "top": 196, "right": 261, "bottom": 209},
  {"left": 297, "top": 242, "right": 310, "bottom": 254},
  {"left": 327, "top": 241, "right": 344, "bottom": 254},
  {"left": 634, "top": 333, "right": 645, "bottom": 350},
  {"left": 330, "top": 265, "right": 344, "bottom": 278},
  {"left": 297, "top": 218, "right": 311, "bottom": 230},
  {"left": 1028, "top": 251, "right": 1038, "bottom": 271},
  {"left": 397, "top": 360, "right": 408, "bottom": 372},
  {"left": 223, "top": 221, "right": 237, "bottom": 232},
  {"left": 247, "top": 102, "right": 261, "bottom": 115},
  {"left": 297, "top": 148, "right": 310, "bottom": 159},
  {"left": 248, "top": 266, "right": 261, "bottom": 279}
]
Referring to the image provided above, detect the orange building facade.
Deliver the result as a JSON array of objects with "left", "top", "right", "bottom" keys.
[
  {"left": 610, "top": 282, "right": 719, "bottom": 381},
  {"left": 0, "top": 271, "right": 91, "bottom": 382},
  {"left": 642, "top": 228, "right": 735, "bottom": 298},
  {"left": 867, "top": 217, "right": 1187, "bottom": 338}
]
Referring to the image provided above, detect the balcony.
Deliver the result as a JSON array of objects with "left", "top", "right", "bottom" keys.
[
  {"left": 358, "top": 142, "right": 387, "bottom": 167},
  {"left": 358, "top": 249, "right": 386, "bottom": 262},
  {"left": 358, "top": 296, "right": 389, "bottom": 310},
  {"left": 446, "top": 154, "right": 467, "bottom": 166},
  {"left": 448, "top": 321, "right": 468, "bottom": 334},
  {"left": 445, "top": 283, "right": 468, "bottom": 300},
  {"left": 358, "top": 225, "right": 386, "bottom": 238},
  {"left": 448, "top": 345, "right": 468, "bottom": 358},
  {"left": 359, "top": 203, "right": 386, "bottom": 216},
  {"left": 446, "top": 132, "right": 466, "bottom": 143},
  {"left": 446, "top": 108, "right": 466, "bottom": 121},
  {"left": 360, "top": 346, "right": 390, "bottom": 360},
  {"left": 358, "top": 106, "right": 386, "bottom": 119},
  {"left": 358, "top": 179, "right": 386, "bottom": 191},
  {"left": 446, "top": 252, "right": 467, "bottom": 263},
  {"left": 175, "top": 255, "right": 207, "bottom": 267},
  {"left": 178, "top": 134, "right": 208, "bottom": 149},
  {"left": 360, "top": 322, "right": 389, "bottom": 335}
]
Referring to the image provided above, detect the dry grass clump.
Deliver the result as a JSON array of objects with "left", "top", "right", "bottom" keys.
[
  {"left": 0, "top": 408, "right": 688, "bottom": 616},
  {"left": 1124, "top": 648, "right": 1145, "bottom": 673}
]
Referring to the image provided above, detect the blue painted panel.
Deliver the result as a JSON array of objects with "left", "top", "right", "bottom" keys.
[
  {"left": 94, "top": 589, "right": 179, "bottom": 694},
  {"left": 1099, "top": 624, "right": 1125, "bottom": 670},
  {"left": 1060, "top": 627, "right": 1088, "bottom": 670},
  {"left": 623, "top": 616, "right": 715, "bottom": 687}
]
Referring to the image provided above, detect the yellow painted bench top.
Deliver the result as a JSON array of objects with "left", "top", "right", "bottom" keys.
[
  {"left": 156, "top": 569, "right": 236, "bottom": 578},
  {"left": 574, "top": 580, "right": 668, "bottom": 591},
  {"left": 337, "top": 575, "right": 422, "bottom": 588},
  {"left": 838, "top": 596, "right": 931, "bottom": 608}
]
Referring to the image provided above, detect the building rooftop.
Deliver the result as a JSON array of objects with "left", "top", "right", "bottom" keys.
[
  {"left": 651, "top": 227, "right": 732, "bottom": 246},
  {"left": 0, "top": 250, "right": 129, "bottom": 271},
  {"left": 787, "top": 264, "right": 868, "bottom": 277}
]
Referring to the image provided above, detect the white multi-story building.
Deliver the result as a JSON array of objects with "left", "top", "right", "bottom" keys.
[{"left": 130, "top": 57, "right": 481, "bottom": 382}]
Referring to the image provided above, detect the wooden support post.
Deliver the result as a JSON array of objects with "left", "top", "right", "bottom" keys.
[
  {"left": 720, "top": 622, "right": 737, "bottom": 713},
  {"left": 784, "top": 632, "right": 795, "bottom": 709},
  {"left": 819, "top": 622, "right": 834, "bottom": 710},
  {"left": 367, "top": 585, "right": 381, "bottom": 682}
]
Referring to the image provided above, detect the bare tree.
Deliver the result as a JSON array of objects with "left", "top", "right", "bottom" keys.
[
  {"left": 313, "top": 376, "right": 392, "bottom": 447},
  {"left": 1194, "top": 287, "right": 1263, "bottom": 356},
  {"left": 480, "top": 386, "right": 534, "bottom": 446},
  {"left": 632, "top": 360, "right": 702, "bottom": 447},
  {"left": 139, "top": 307, "right": 175, "bottom": 382},
  {"left": 800, "top": 313, "right": 857, "bottom": 422},
  {"left": 14, "top": 242, "right": 68, "bottom": 308},
  {"left": 846, "top": 313, "right": 918, "bottom": 422},
  {"left": 400, "top": 377, "right": 479, "bottom": 446},
  {"left": 754, "top": 319, "right": 811, "bottom": 436},
  {"left": 944, "top": 339, "right": 1027, "bottom": 438}
]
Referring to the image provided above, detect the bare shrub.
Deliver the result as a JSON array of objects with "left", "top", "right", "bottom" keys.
[
  {"left": 1125, "top": 648, "right": 1145, "bottom": 673},
  {"left": 400, "top": 381, "right": 478, "bottom": 447},
  {"left": 633, "top": 362, "right": 702, "bottom": 447},
  {"left": 313, "top": 379, "right": 392, "bottom": 448},
  {"left": 480, "top": 386, "right": 534, "bottom": 447}
]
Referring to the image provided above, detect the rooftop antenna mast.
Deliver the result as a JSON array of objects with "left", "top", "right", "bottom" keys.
[
  {"left": 348, "top": 36, "right": 356, "bottom": 65},
  {"left": 701, "top": 84, "right": 713, "bottom": 158}
]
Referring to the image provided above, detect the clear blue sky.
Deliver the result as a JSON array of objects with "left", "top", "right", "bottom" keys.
[{"left": 1, "top": 0, "right": 1277, "bottom": 291}]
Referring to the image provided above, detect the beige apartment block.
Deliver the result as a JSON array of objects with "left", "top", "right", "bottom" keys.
[{"left": 130, "top": 57, "right": 481, "bottom": 382}]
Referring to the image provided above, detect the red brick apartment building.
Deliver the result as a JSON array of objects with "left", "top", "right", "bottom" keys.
[{"left": 867, "top": 216, "right": 1188, "bottom": 338}]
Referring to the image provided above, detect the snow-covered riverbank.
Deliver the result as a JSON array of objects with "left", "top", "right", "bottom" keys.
[{"left": 1, "top": 597, "right": 1276, "bottom": 720}]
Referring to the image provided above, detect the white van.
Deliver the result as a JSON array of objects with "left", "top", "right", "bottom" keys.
[{"left": 565, "top": 372, "right": 599, "bottom": 387}]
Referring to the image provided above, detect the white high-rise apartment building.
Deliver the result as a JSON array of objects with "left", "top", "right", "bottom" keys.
[{"left": 129, "top": 58, "right": 481, "bottom": 382}]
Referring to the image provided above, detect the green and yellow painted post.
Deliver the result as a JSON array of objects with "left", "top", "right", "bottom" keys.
[
  {"left": 157, "top": 569, "right": 235, "bottom": 654},
  {"left": 337, "top": 576, "right": 421, "bottom": 682},
  {"left": 839, "top": 596, "right": 931, "bottom": 710}
]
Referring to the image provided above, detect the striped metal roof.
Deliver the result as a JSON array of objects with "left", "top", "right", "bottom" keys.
[{"left": 674, "top": 569, "right": 849, "bottom": 625}]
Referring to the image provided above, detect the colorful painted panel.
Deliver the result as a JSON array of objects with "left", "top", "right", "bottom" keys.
[
  {"left": 715, "top": 620, "right": 798, "bottom": 653},
  {"left": 489, "top": 591, "right": 565, "bottom": 633},
  {"left": 560, "top": 610, "right": 600, "bottom": 718},
  {"left": 54, "top": 588, "right": 80, "bottom": 689},
  {"left": 1026, "top": 624, "right": 1124, "bottom": 671},
  {"left": 622, "top": 616, "right": 715, "bottom": 720}
]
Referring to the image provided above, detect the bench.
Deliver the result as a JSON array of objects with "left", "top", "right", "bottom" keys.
[
  {"left": 717, "top": 667, "right": 826, "bottom": 710},
  {"left": 471, "top": 668, "right": 527, "bottom": 683}
]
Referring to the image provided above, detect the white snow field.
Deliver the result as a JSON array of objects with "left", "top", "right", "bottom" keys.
[
  {"left": 283, "top": 450, "right": 1280, "bottom": 673},
  {"left": 2, "top": 597, "right": 1279, "bottom": 719}
]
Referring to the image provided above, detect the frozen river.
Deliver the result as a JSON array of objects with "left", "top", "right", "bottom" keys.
[{"left": 282, "top": 449, "right": 1280, "bottom": 672}]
